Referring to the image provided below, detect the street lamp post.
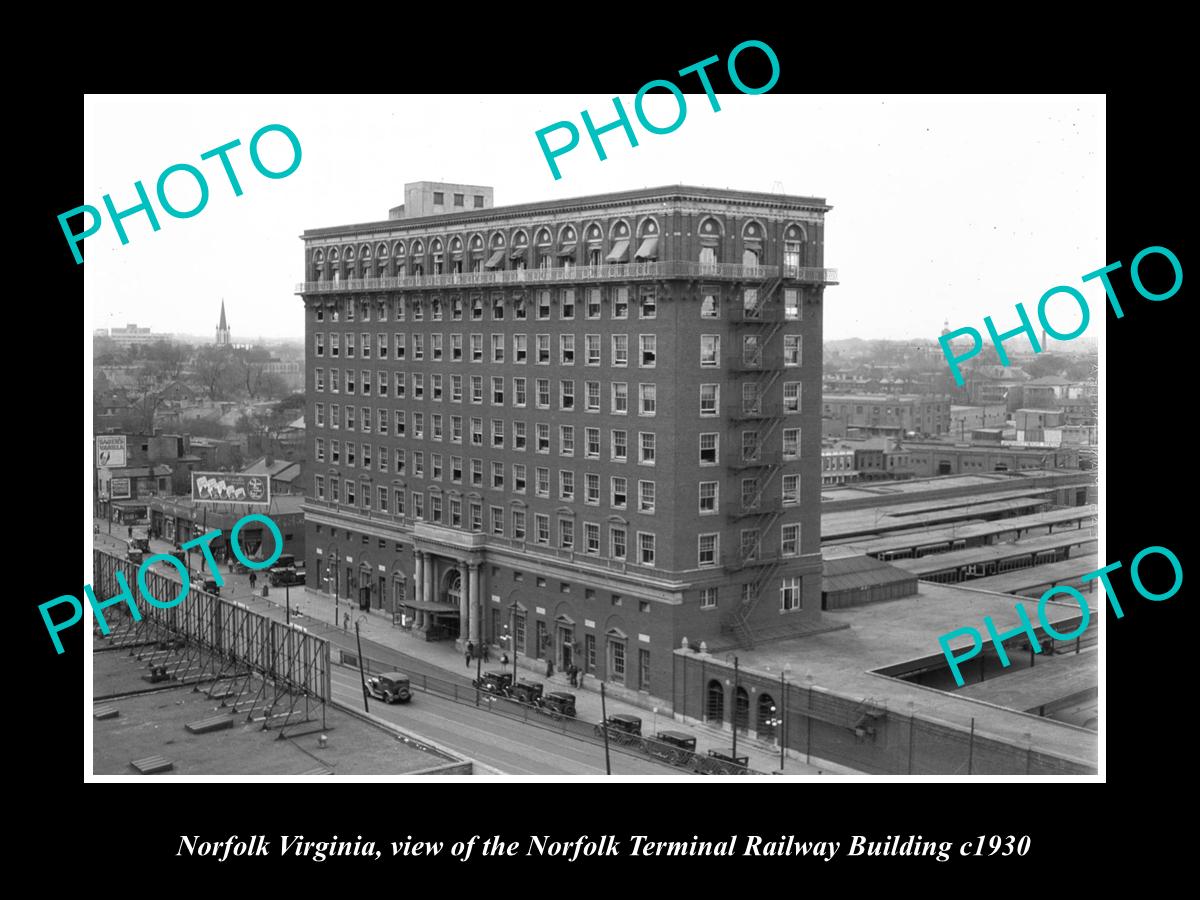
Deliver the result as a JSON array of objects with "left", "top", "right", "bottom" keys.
[{"left": 732, "top": 655, "right": 740, "bottom": 760}]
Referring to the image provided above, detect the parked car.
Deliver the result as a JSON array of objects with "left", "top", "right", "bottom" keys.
[
  {"left": 472, "top": 671, "right": 513, "bottom": 697},
  {"left": 648, "top": 730, "right": 697, "bottom": 766},
  {"left": 269, "top": 566, "right": 306, "bottom": 587},
  {"left": 127, "top": 547, "right": 146, "bottom": 565},
  {"left": 695, "top": 747, "right": 750, "bottom": 775},
  {"left": 202, "top": 577, "right": 221, "bottom": 596},
  {"left": 512, "top": 679, "right": 544, "bottom": 706},
  {"left": 540, "top": 690, "right": 577, "bottom": 719},
  {"left": 594, "top": 713, "right": 644, "bottom": 745},
  {"left": 366, "top": 672, "right": 412, "bottom": 704}
]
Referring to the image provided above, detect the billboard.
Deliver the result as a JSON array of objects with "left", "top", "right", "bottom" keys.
[
  {"left": 96, "top": 435, "right": 127, "bottom": 468},
  {"left": 191, "top": 472, "right": 271, "bottom": 505},
  {"left": 110, "top": 477, "right": 132, "bottom": 500}
]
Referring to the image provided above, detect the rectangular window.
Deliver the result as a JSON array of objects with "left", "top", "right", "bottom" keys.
[
  {"left": 491, "top": 333, "right": 504, "bottom": 363},
  {"left": 639, "top": 532, "right": 656, "bottom": 566},
  {"left": 513, "top": 377, "right": 527, "bottom": 407},
  {"left": 315, "top": 403, "right": 325, "bottom": 428},
  {"left": 560, "top": 380, "right": 575, "bottom": 410},
  {"left": 781, "top": 523, "right": 800, "bottom": 557},
  {"left": 471, "top": 417, "right": 483, "bottom": 446},
  {"left": 492, "top": 294, "right": 504, "bottom": 320},
  {"left": 639, "top": 648, "right": 650, "bottom": 691},
  {"left": 537, "top": 290, "right": 551, "bottom": 320},
  {"left": 785, "top": 288, "right": 800, "bottom": 320},
  {"left": 610, "top": 526, "right": 626, "bottom": 560},
  {"left": 412, "top": 333, "right": 423, "bottom": 361},
  {"left": 513, "top": 421, "right": 527, "bottom": 451},
  {"left": 639, "top": 289, "right": 656, "bottom": 319},
  {"left": 513, "top": 463, "right": 526, "bottom": 493},
  {"left": 640, "top": 334, "right": 656, "bottom": 367},
  {"left": 586, "top": 288, "right": 601, "bottom": 319},
  {"left": 330, "top": 333, "right": 340, "bottom": 357},
  {"left": 783, "top": 428, "right": 800, "bottom": 460},
  {"left": 611, "top": 286, "right": 629, "bottom": 319},
  {"left": 610, "top": 639, "right": 626, "bottom": 684},
  {"left": 585, "top": 473, "right": 600, "bottom": 505},
  {"left": 585, "top": 334, "right": 600, "bottom": 365},
  {"left": 612, "top": 334, "right": 628, "bottom": 367},
  {"left": 699, "top": 481, "right": 718, "bottom": 514},
  {"left": 701, "top": 291, "right": 719, "bottom": 318},
  {"left": 560, "top": 425, "right": 575, "bottom": 456},
  {"left": 513, "top": 510, "right": 526, "bottom": 540},
  {"left": 699, "top": 432, "right": 718, "bottom": 465},
  {"left": 492, "top": 460, "right": 504, "bottom": 489},
  {"left": 611, "top": 382, "right": 628, "bottom": 414},
  {"left": 491, "top": 506, "right": 504, "bottom": 536},
  {"left": 586, "top": 427, "right": 600, "bottom": 458},
  {"left": 346, "top": 332, "right": 356, "bottom": 358},
  {"left": 782, "top": 474, "right": 799, "bottom": 505},
  {"left": 471, "top": 375, "right": 483, "bottom": 404},
  {"left": 784, "top": 382, "right": 801, "bottom": 413},
  {"left": 536, "top": 514, "right": 550, "bottom": 545},
  {"left": 412, "top": 492, "right": 423, "bottom": 518},
  {"left": 315, "top": 474, "right": 326, "bottom": 500},
  {"left": 315, "top": 368, "right": 325, "bottom": 392},
  {"left": 536, "top": 466, "right": 550, "bottom": 497},
  {"left": 698, "top": 533, "right": 718, "bottom": 567},
  {"left": 701, "top": 587, "right": 718, "bottom": 609},
  {"left": 535, "top": 378, "right": 550, "bottom": 409},
  {"left": 492, "top": 376, "right": 504, "bottom": 406},
  {"left": 639, "top": 383, "right": 656, "bottom": 416},
  {"left": 585, "top": 522, "right": 600, "bottom": 555},
  {"left": 742, "top": 431, "right": 760, "bottom": 463},
  {"left": 536, "top": 334, "right": 550, "bottom": 364},
  {"left": 560, "top": 289, "right": 575, "bottom": 319},
  {"left": 514, "top": 334, "right": 528, "bottom": 363},
  {"left": 491, "top": 418, "right": 504, "bottom": 448},
  {"left": 639, "top": 432, "right": 656, "bottom": 465},
  {"left": 559, "top": 470, "right": 575, "bottom": 501},
  {"left": 315, "top": 333, "right": 326, "bottom": 357},
  {"left": 450, "top": 415, "right": 463, "bottom": 443},
  {"left": 611, "top": 430, "right": 627, "bottom": 462},
  {"left": 536, "top": 423, "right": 550, "bottom": 453},
  {"left": 781, "top": 577, "right": 802, "bottom": 611},
  {"left": 638, "top": 479, "right": 655, "bottom": 513},
  {"left": 700, "top": 334, "right": 720, "bottom": 367},
  {"left": 471, "top": 333, "right": 483, "bottom": 362},
  {"left": 585, "top": 381, "right": 601, "bottom": 413},
  {"left": 784, "top": 335, "right": 802, "bottom": 367},
  {"left": 471, "top": 458, "right": 483, "bottom": 486},
  {"left": 700, "top": 384, "right": 719, "bottom": 416},
  {"left": 611, "top": 476, "right": 627, "bottom": 509}
]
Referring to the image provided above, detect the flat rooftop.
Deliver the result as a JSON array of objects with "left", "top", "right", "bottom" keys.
[
  {"left": 822, "top": 494, "right": 1053, "bottom": 539},
  {"left": 891, "top": 532, "right": 1097, "bottom": 576},
  {"left": 93, "top": 650, "right": 461, "bottom": 776},
  {"left": 820, "top": 470, "right": 1090, "bottom": 505},
  {"left": 964, "top": 556, "right": 1103, "bottom": 596},
  {"left": 828, "top": 505, "right": 1098, "bottom": 556},
  {"left": 731, "top": 582, "right": 1097, "bottom": 766},
  {"left": 955, "top": 651, "right": 1096, "bottom": 714}
]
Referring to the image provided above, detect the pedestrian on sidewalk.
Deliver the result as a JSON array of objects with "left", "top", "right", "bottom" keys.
[
  {"left": 546, "top": 658, "right": 554, "bottom": 678},
  {"left": 500, "top": 652, "right": 509, "bottom": 666},
  {"left": 481, "top": 643, "right": 490, "bottom": 662},
  {"left": 249, "top": 572, "right": 257, "bottom": 591},
  {"left": 465, "top": 641, "right": 475, "bottom": 667},
  {"left": 343, "top": 612, "right": 349, "bottom": 631}
]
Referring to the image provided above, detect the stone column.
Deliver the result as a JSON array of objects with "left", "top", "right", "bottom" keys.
[
  {"left": 427, "top": 549, "right": 436, "bottom": 628},
  {"left": 468, "top": 563, "right": 481, "bottom": 645},
  {"left": 458, "top": 561, "right": 470, "bottom": 639},
  {"left": 414, "top": 552, "right": 425, "bottom": 629}
]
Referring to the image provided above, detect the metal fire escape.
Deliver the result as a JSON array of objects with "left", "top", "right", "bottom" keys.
[{"left": 721, "top": 273, "right": 788, "bottom": 649}]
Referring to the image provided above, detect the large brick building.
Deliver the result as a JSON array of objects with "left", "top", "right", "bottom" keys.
[{"left": 296, "top": 183, "right": 836, "bottom": 701}]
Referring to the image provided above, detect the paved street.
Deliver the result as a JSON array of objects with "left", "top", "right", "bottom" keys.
[{"left": 94, "top": 520, "right": 834, "bottom": 776}]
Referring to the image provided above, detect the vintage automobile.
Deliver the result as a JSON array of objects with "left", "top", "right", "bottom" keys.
[
  {"left": 593, "top": 714, "right": 644, "bottom": 747},
  {"left": 512, "top": 679, "right": 544, "bottom": 706},
  {"left": 472, "top": 670, "right": 514, "bottom": 697},
  {"left": 127, "top": 546, "right": 147, "bottom": 565},
  {"left": 694, "top": 747, "right": 751, "bottom": 775},
  {"left": 539, "top": 690, "right": 577, "bottom": 719},
  {"left": 268, "top": 566, "right": 306, "bottom": 587},
  {"left": 366, "top": 672, "right": 412, "bottom": 704},
  {"left": 647, "top": 730, "right": 698, "bottom": 767},
  {"left": 202, "top": 577, "right": 221, "bottom": 596}
]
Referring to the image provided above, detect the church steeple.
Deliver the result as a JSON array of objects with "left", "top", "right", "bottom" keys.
[{"left": 215, "top": 300, "right": 231, "bottom": 345}]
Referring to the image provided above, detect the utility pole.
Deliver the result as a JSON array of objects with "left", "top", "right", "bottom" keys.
[
  {"left": 355, "top": 620, "right": 370, "bottom": 713},
  {"left": 600, "top": 682, "right": 612, "bottom": 775}
]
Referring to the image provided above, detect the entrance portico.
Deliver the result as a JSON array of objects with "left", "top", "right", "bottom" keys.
[{"left": 404, "top": 522, "right": 485, "bottom": 645}]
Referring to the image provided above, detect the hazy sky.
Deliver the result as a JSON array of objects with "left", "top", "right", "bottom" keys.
[{"left": 83, "top": 94, "right": 1104, "bottom": 342}]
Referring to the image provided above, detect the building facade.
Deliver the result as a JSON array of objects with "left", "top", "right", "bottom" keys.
[
  {"left": 297, "top": 183, "right": 835, "bottom": 700},
  {"left": 821, "top": 393, "right": 951, "bottom": 437}
]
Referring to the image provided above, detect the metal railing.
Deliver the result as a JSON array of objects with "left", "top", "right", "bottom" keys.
[{"left": 296, "top": 264, "right": 838, "bottom": 294}]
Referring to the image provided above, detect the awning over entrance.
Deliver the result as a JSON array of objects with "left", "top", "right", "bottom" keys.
[{"left": 400, "top": 600, "right": 460, "bottom": 613}]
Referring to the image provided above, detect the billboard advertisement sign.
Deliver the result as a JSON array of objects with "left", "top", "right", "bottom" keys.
[
  {"left": 96, "top": 435, "right": 127, "bottom": 468},
  {"left": 191, "top": 472, "right": 270, "bottom": 505}
]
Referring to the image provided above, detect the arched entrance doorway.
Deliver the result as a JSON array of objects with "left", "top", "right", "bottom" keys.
[
  {"left": 706, "top": 680, "right": 724, "bottom": 723},
  {"left": 443, "top": 568, "right": 463, "bottom": 639},
  {"left": 358, "top": 564, "right": 372, "bottom": 610},
  {"left": 734, "top": 687, "right": 750, "bottom": 733},
  {"left": 757, "top": 693, "right": 777, "bottom": 740}
]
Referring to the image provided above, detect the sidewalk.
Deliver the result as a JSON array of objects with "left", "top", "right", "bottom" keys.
[{"left": 96, "top": 521, "right": 840, "bottom": 776}]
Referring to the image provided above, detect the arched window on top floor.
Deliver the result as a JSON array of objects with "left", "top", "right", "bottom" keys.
[{"left": 698, "top": 216, "right": 721, "bottom": 269}]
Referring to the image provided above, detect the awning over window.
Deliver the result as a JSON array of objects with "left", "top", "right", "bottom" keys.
[
  {"left": 509, "top": 246, "right": 528, "bottom": 260},
  {"left": 557, "top": 245, "right": 576, "bottom": 258},
  {"left": 484, "top": 249, "right": 505, "bottom": 269},
  {"left": 606, "top": 239, "right": 629, "bottom": 262},
  {"left": 634, "top": 236, "right": 658, "bottom": 260}
]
